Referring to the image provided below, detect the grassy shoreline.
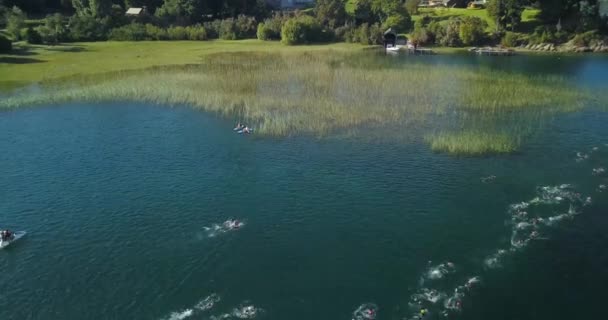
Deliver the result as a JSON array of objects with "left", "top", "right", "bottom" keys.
[{"left": 0, "top": 40, "right": 371, "bottom": 89}]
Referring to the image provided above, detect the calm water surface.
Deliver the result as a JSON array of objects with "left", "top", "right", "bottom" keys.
[{"left": 1, "top": 54, "right": 607, "bottom": 320}]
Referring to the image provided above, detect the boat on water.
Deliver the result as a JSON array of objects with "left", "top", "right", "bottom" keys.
[{"left": 0, "top": 231, "right": 27, "bottom": 249}]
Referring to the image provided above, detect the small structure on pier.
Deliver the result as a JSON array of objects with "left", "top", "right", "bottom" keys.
[{"left": 383, "top": 28, "right": 397, "bottom": 50}]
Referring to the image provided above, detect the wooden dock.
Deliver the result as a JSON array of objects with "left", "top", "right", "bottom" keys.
[
  {"left": 470, "top": 47, "right": 515, "bottom": 56},
  {"left": 386, "top": 46, "right": 434, "bottom": 55}
]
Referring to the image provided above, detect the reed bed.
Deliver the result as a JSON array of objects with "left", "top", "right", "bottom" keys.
[
  {"left": 0, "top": 51, "right": 592, "bottom": 154},
  {"left": 427, "top": 131, "right": 520, "bottom": 156}
]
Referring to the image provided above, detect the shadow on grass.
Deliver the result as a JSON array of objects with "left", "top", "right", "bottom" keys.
[
  {"left": 0, "top": 56, "right": 46, "bottom": 64},
  {"left": 7, "top": 45, "right": 38, "bottom": 56},
  {"left": 44, "top": 44, "right": 87, "bottom": 53}
]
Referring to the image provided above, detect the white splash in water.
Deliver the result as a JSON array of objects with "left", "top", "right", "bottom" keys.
[
  {"left": 576, "top": 152, "right": 589, "bottom": 162},
  {"left": 204, "top": 219, "right": 245, "bottom": 237},
  {"left": 352, "top": 303, "right": 378, "bottom": 320},
  {"left": 163, "top": 309, "right": 193, "bottom": 320},
  {"left": 195, "top": 293, "right": 220, "bottom": 311},
  {"left": 232, "top": 304, "right": 260, "bottom": 319},
  {"left": 481, "top": 175, "right": 497, "bottom": 183},
  {"left": 424, "top": 262, "right": 456, "bottom": 281}
]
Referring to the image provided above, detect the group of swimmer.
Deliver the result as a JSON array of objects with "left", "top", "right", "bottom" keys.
[
  {"left": 223, "top": 218, "right": 243, "bottom": 230},
  {"left": 233, "top": 122, "right": 252, "bottom": 134}
]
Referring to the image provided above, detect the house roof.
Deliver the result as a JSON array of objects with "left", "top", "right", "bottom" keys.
[
  {"left": 126, "top": 8, "right": 143, "bottom": 15},
  {"left": 384, "top": 28, "right": 396, "bottom": 35}
]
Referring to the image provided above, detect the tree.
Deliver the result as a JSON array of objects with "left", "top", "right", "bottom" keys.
[
  {"left": 437, "top": 18, "right": 461, "bottom": 46},
  {"left": 345, "top": 0, "right": 374, "bottom": 24},
  {"left": 0, "top": 33, "right": 11, "bottom": 52},
  {"left": 315, "top": 0, "right": 346, "bottom": 28},
  {"left": 459, "top": 16, "right": 487, "bottom": 45},
  {"left": 72, "top": 0, "right": 112, "bottom": 17},
  {"left": 487, "top": 0, "right": 523, "bottom": 31},
  {"left": 37, "top": 13, "right": 67, "bottom": 44},
  {"left": 384, "top": 13, "right": 411, "bottom": 32},
  {"left": 405, "top": 0, "right": 420, "bottom": 15},
  {"left": 369, "top": 0, "right": 411, "bottom": 32},
  {"left": 6, "top": 5, "right": 25, "bottom": 40},
  {"left": 0, "top": 1, "right": 6, "bottom": 26},
  {"left": 68, "top": 13, "right": 109, "bottom": 41},
  {"left": 155, "top": 0, "right": 202, "bottom": 25}
]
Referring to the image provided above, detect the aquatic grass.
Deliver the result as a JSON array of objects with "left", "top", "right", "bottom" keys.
[
  {"left": 427, "top": 131, "right": 520, "bottom": 156},
  {"left": 0, "top": 51, "right": 595, "bottom": 154}
]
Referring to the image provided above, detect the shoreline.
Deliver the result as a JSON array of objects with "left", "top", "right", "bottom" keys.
[{"left": 2, "top": 40, "right": 607, "bottom": 89}]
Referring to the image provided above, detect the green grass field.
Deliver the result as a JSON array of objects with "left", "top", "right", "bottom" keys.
[
  {"left": 412, "top": 7, "right": 541, "bottom": 32},
  {"left": 0, "top": 40, "right": 367, "bottom": 88}
]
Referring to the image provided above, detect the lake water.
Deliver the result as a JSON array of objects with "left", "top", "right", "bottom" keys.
[{"left": 1, "top": 53, "right": 607, "bottom": 320}]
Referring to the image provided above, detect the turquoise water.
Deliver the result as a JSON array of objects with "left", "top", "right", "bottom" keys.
[{"left": 1, "top": 54, "right": 608, "bottom": 320}]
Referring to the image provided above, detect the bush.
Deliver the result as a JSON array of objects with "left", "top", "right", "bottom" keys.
[
  {"left": 528, "top": 26, "right": 568, "bottom": 45},
  {"left": 109, "top": 23, "right": 147, "bottom": 41},
  {"left": 219, "top": 18, "right": 237, "bottom": 40},
  {"left": 257, "top": 22, "right": 273, "bottom": 40},
  {"left": 6, "top": 6, "right": 26, "bottom": 40},
  {"left": 458, "top": 16, "right": 487, "bottom": 46},
  {"left": 356, "top": 23, "right": 370, "bottom": 45},
  {"left": 23, "top": 27, "right": 42, "bottom": 44},
  {"left": 186, "top": 25, "right": 207, "bottom": 40},
  {"left": 405, "top": 0, "right": 420, "bottom": 15},
  {"left": 501, "top": 31, "right": 521, "bottom": 47},
  {"left": 203, "top": 20, "right": 221, "bottom": 38},
  {"left": 0, "top": 34, "right": 12, "bottom": 52},
  {"left": 264, "top": 13, "right": 286, "bottom": 38},
  {"left": 145, "top": 24, "right": 168, "bottom": 40},
  {"left": 410, "top": 27, "right": 432, "bottom": 45},
  {"left": 257, "top": 13, "right": 285, "bottom": 40},
  {"left": 369, "top": 23, "right": 383, "bottom": 45},
  {"left": 68, "top": 15, "right": 110, "bottom": 42},
  {"left": 167, "top": 26, "right": 187, "bottom": 40},
  {"left": 36, "top": 13, "right": 67, "bottom": 45},
  {"left": 334, "top": 25, "right": 355, "bottom": 42},
  {"left": 281, "top": 15, "right": 329, "bottom": 45},
  {"left": 438, "top": 18, "right": 461, "bottom": 47},
  {"left": 383, "top": 14, "right": 411, "bottom": 33},
  {"left": 428, "top": 21, "right": 443, "bottom": 44},
  {"left": 235, "top": 15, "right": 257, "bottom": 38},
  {"left": 572, "top": 30, "right": 600, "bottom": 47}
]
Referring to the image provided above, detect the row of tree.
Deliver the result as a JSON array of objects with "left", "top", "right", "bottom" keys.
[{"left": 1, "top": 0, "right": 607, "bottom": 50}]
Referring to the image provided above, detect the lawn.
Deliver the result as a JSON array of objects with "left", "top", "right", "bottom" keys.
[
  {"left": 412, "top": 7, "right": 541, "bottom": 32},
  {"left": 0, "top": 40, "right": 366, "bottom": 88}
]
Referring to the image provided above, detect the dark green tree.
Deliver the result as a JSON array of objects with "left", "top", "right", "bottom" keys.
[
  {"left": 405, "top": 0, "right": 420, "bottom": 15},
  {"left": 315, "top": 0, "right": 346, "bottom": 28},
  {"left": 487, "top": 0, "right": 523, "bottom": 31},
  {"left": 155, "top": 0, "right": 202, "bottom": 25},
  {"left": 72, "top": 0, "right": 112, "bottom": 17},
  {"left": 5, "top": 5, "right": 25, "bottom": 40}
]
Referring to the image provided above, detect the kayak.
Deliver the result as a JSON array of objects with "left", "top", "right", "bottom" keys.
[
  {"left": 237, "top": 129, "right": 254, "bottom": 134},
  {"left": 0, "top": 231, "right": 27, "bottom": 249}
]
